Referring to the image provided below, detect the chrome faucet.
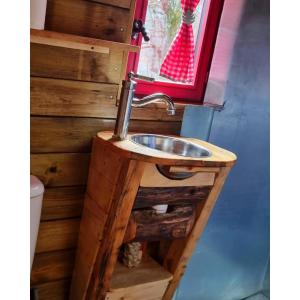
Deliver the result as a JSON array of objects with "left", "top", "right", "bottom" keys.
[{"left": 113, "top": 72, "right": 176, "bottom": 140}]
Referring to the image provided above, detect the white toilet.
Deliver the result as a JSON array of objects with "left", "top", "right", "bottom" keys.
[{"left": 30, "top": 175, "right": 44, "bottom": 270}]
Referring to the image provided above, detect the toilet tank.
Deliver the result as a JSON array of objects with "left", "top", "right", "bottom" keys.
[{"left": 30, "top": 175, "right": 44, "bottom": 270}]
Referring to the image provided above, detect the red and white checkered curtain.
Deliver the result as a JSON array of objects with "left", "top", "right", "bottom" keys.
[{"left": 160, "top": 0, "right": 201, "bottom": 83}]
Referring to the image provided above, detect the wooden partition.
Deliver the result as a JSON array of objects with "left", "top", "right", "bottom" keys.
[{"left": 30, "top": 0, "right": 184, "bottom": 298}]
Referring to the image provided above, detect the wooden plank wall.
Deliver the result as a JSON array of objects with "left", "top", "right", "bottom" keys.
[{"left": 30, "top": 1, "right": 184, "bottom": 298}]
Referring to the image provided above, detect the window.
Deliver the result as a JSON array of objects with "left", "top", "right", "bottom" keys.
[{"left": 127, "top": 0, "right": 225, "bottom": 103}]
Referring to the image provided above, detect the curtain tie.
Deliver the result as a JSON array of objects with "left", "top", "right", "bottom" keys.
[{"left": 182, "top": 10, "right": 195, "bottom": 25}]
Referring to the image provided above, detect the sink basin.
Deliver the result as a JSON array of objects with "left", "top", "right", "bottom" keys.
[{"left": 130, "top": 134, "right": 212, "bottom": 158}]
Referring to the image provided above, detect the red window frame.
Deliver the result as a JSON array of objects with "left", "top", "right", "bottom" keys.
[{"left": 126, "top": 0, "right": 225, "bottom": 104}]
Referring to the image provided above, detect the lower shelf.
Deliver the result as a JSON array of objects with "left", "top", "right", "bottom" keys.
[{"left": 106, "top": 256, "right": 173, "bottom": 300}]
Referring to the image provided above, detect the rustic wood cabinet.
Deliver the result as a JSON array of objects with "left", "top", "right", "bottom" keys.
[{"left": 70, "top": 132, "right": 236, "bottom": 299}]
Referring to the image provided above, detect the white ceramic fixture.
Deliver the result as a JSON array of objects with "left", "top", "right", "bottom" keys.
[
  {"left": 30, "top": 0, "right": 48, "bottom": 29},
  {"left": 30, "top": 175, "right": 44, "bottom": 270}
]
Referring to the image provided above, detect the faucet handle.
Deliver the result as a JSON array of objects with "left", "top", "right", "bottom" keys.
[{"left": 128, "top": 72, "right": 155, "bottom": 82}]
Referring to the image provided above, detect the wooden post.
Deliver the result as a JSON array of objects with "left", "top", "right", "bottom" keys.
[
  {"left": 162, "top": 167, "right": 231, "bottom": 300},
  {"left": 70, "top": 138, "right": 145, "bottom": 299}
]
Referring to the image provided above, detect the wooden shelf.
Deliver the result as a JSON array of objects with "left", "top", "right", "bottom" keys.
[
  {"left": 106, "top": 256, "right": 173, "bottom": 300},
  {"left": 30, "top": 29, "right": 139, "bottom": 54}
]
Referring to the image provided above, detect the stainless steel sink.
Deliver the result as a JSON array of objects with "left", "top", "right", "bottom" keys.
[{"left": 130, "top": 134, "right": 212, "bottom": 158}]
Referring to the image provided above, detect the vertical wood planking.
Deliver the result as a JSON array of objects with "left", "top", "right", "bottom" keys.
[{"left": 70, "top": 137, "right": 145, "bottom": 299}]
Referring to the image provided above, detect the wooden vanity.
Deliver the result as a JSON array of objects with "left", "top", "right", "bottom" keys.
[{"left": 70, "top": 131, "right": 236, "bottom": 300}]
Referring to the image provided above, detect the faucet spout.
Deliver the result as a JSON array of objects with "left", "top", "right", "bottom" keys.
[
  {"left": 113, "top": 74, "right": 176, "bottom": 140},
  {"left": 132, "top": 93, "right": 176, "bottom": 115}
]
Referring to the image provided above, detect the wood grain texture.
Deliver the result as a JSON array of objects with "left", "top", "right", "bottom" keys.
[
  {"left": 36, "top": 219, "right": 80, "bottom": 253},
  {"left": 87, "top": 0, "right": 132, "bottom": 9},
  {"left": 133, "top": 186, "right": 211, "bottom": 209},
  {"left": 31, "top": 77, "right": 119, "bottom": 117},
  {"left": 41, "top": 186, "right": 85, "bottom": 221},
  {"left": 70, "top": 194, "right": 108, "bottom": 300},
  {"left": 31, "top": 249, "right": 75, "bottom": 285},
  {"left": 70, "top": 137, "right": 146, "bottom": 299},
  {"left": 106, "top": 256, "right": 172, "bottom": 300},
  {"left": 31, "top": 28, "right": 139, "bottom": 53},
  {"left": 89, "top": 159, "right": 146, "bottom": 299},
  {"left": 45, "top": 0, "right": 130, "bottom": 42},
  {"left": 30, "top": 117, "right": 181, "bottom": 153},
  {"left": 97, "top": 132, "right": 237, "bottom": 167},
  {"left": 31, "top": 279, "right": 71, "bottom": 300},
  {"left": 31, "top": 44, "right": 123, "bottom": 84},
  {"left": 140, "top": 163, "right": 216, "bottom": 187},
  {"left": 70, "top": 138, "right": 127, "bottom": 299},
  {"left": 31, "top": 29, "right": 110, "bottom": 54},
  {"left": 162, "top": 167, "right": 232, "bottom": 300},
  {"left": 30, "top": 77, "right": 184, "bottom": 120},
  {"left": 124, "top": 205, "right": 196, "bottom": 242},
  {"left": 30, "top": 153, "right": 90, "bottom": 187}
]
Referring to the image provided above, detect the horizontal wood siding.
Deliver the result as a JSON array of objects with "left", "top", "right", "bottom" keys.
[
  {"left": 30, "top": 117, "right": 181, "bottom": 153},
  {"left": 41, "top": 187, "right": 85, "bottom": 221},
  {"left": 31, "top": 77, "right": 119, "bottom": 117},
  {"left": 45, "top": 0, "right": 131, "bottom": 42},
  {"left": 31, "top": 249, "right": 75, "bottom": 285},
  {"left": 32, "top": 279, "right": 71, "bottom": 300},
  {"left": 31, "top": 44, "right": 124, "bottom": 84},
  {"left": 87, "top": 0, "right": 132, "bottom": 9},
  {"left": 30, "top": 153, "right": 90, "bottom": 187},
  {"left": 30, "top": 0, "right": 183, "bottom": 297},
  {"left": 30, "top": 77, "right": 184, "bottom": 121},
  {"left": 36, "top": 219, "right": 80, "bottom": 253}
]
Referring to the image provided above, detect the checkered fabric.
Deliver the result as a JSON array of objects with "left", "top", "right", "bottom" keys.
[{"left": 159, "top": 0, "right": 201, "bottom": 83}]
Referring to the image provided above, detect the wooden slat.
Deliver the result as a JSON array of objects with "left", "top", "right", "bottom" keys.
[
  {"left": 162, "top": 167, "right": 231, "bottom": 300},
  {"left": 36, "top": 219, "right": 80, "bottom": 253},
  {"left": 134, "top": 186, "right": 211, "bottom": 209},
  {"left": 31, "top": 44, "right": 123, "bottom": 84},
  {"left": 32, "top": 279, "right": 71, "bottom": 300},
  {"left": 41, "top": 186, "right": 85, "bottom": 221},
  {"left": 140, "top": 163, "right": 216, "bottom": 187},
  {"left": 30, "top": 117, "right": 182, "bottom": 153},
  {"left": 31, "top": 77, "right": 118, "bottom": 117},
  {"left": 87, "top": 0, "right": 132, "bottom": 9},
  {"left": 31, "top": 29, "right": 139, "bottom": 53},
  {"left": 45, "top": 0, "right": 130, "bottom": 43},
  {"left": 70, "top": 194, "right": 108, "bottom": 300},
  {"left": 30, "top": 153, "right": 90, "bottom": 187},
  {"left": 31, "top": 29, "right": 110, "bottom": 54},
  {"left": 106, "top": 256, "right": 172, "bottom": 300},
  {"left": 169, "top": 166, "right": 220, "bottom": 173},
  {"left": 30, "top": 77, "right": 184, "bottom": 120},
  {"left": 31, "top": 249, "right": 75, "bottom": 285},
  {"left": 89, "top": 160, "right": 146, "bottom": 299}
]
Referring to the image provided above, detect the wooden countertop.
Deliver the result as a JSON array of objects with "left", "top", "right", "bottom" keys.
[{"left": 96, "top": 132, "right": 237, "bottom": 167}]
